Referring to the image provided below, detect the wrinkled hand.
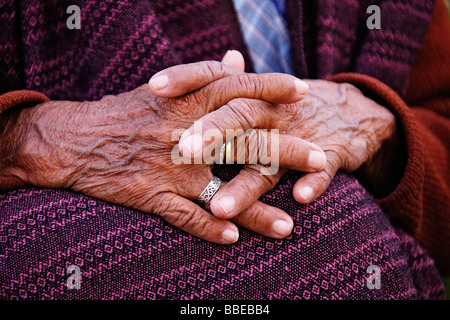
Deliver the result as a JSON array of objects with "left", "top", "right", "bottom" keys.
[
  {"left": 279, "top": 80, "right": 397, "bottom": 203},
  {"left": 155, "top": 55, "right": 396, "bottom": 220},
  {"left": 1, "top": 64, "right": 322, "bottom": 244}
]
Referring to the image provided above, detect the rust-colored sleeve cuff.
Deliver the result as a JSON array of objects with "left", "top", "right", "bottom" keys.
[
  {"left": 0, "top": 90, "right": 50, "bottom": 191},
  {"left": 327, "top": 73, "right": 424, "bottom": 235},
  {"left": 0, "top": 90, "right": 50, "bottom": 113}
]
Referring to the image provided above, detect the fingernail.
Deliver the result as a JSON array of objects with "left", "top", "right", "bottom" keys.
[
  {"left": 179, "top": 134, "right": 203, "bottom": 156},
  {"left": 299, "top": 186, "right": 314, "bottom": 202},
  {"left": 149, "top": 74, "right": 169, "bottom": 90},
  {"left": 308, "top": 150, "right": 326, "bottom": 170},
  {"left": 222, "top": 229, "right": 239, "bottom": 243},
  {"left": 272, "top": 220, "right": 292, "bottom": 236},
  {"left": 222, "top": 50, "right": 235, "bottom": 65},
  {"left": 216, "top": 196, "right": 236, "bottom": 215},
  {"left": 294, "top": 79, "right": 309, "bottom": 94}
]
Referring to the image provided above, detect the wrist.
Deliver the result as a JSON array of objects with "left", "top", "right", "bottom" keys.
[
  {"left": 0, "top": 106, "right": 29, "bottom": 180},
  {"left": 1, "top": 100, "right": 85, "bottom": 189},
  {"left": 355, "top": 124, "right": 405, "bottom": 198}
]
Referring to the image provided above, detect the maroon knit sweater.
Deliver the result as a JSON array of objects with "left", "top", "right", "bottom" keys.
[{"left": 0, "top": 0, "right": 449, "bottom": 275}]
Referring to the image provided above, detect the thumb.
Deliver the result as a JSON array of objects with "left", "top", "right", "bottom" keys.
[
  {"left": 221, "top": 50, "right": 245, "bottom": 72},
  {"left": 148, "top": 50, "right": 246, "bottom": 98}
]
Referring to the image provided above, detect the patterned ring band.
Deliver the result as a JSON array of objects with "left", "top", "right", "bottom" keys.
[{"left": 196, "top": 176, "right": 222, "bottom": 206}]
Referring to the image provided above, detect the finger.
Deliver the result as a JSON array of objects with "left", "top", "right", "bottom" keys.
[
  {"left": 230, "top": 199, "right": 294, "bottom": 239},
  {"left": 221, "top": 50, "right": 245, "bottom": 71},
  {"left": 277, "top": 135, "right": 327, "bottom": 172},
  {"left": 178, "top": 101, "right": 327, "bottom": 171},
  {"left": 224, "top": 130, "right": 327, "bottom": 172},
  {"left": 292, "top": 151, "right": 342, "bottom": 204},
  {"left": 199, "top": 72, "right": 308, "bottom": 113},
  {"left": 179, "top": 126, "right": 326, "bottom": 171},
  {"left": 178, "top": 99, "right": 272, "bottom": 160},
  {"left": 208, "top": 180, "right": 293, "bottom": 239},
  {"left": 150, "top": 192, "right": 240, "bottom": 244},
  {"left": 148, "top": 59, "right": 243, "bottom": 97},
  {"left": 210, "top": 166, "right": 287, "bottom": 219}
]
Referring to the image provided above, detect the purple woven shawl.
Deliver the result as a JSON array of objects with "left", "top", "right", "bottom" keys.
[
  {"left": 1, "top": 0, "right": 433, "bottom": 99},
  {"left": 0, "top": 0, "right": 444, "bottom": 300}
]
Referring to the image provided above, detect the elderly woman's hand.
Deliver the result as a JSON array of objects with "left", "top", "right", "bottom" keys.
[
  {"left": 158, "top": 59, "right": 396, "bottom": 220},
  {"left": 0, "top": 68, "right": 324, "bottom": 244}
]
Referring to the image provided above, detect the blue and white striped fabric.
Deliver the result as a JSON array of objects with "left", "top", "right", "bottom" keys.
[
  {"left": 271, "top": 0, "right": 286, "bottom": 16},
  {"left": 232, "top": 0, "right": 294, "bottom": 75}
]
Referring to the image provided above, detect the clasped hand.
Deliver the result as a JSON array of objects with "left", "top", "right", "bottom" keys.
[{"left": 2, "top": 51, "right": 395, "bottom": 244}]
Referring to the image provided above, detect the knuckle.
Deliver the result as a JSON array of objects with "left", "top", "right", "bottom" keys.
[
  {"left": 315, "top": 170, "right": 332, "bottom": 187},
  {"left": 227, "top": 99, "right": 261, "bottom": 129},
  {"left": 235, "top": 74, "right": 263, "bottom": 99},
  {"left": 244, "top": 165, "right": 278, "bottom": 190},
  {"left": 153, "top": 193, "right": 197, "bottom": 230},
  {"left": 170, "top": 212, "right": 193, "bottom": 230},
  {"left": 326, "top": 159, "right": 340, "bottom": 176},
  {"left": 201, "top": 116, "right": 226, "bottom": 139},
  {"left": 283, "top": 139, "right": 303, "bottom": 163},
  {"left": 202, "top": 61, "right": 225, "bottom": 81},
  {"left": 325, "top": 149, "right": 345, "bottom": 171},
  {"left": 164, "top": 206, "right": 196, "bottom": 230},
  {"left": 194, "top": 213, "right": 211, "bottom": 235},
  {"left": 243, "top": 204, "right": 266, "bottom": 230},
  {"left": 170, "top": 96, "right": 197, "bottom": 117},
  {"left": 152, "top": 192, "right": 177, "bottom": 215},
  {"left": 246, "top": 129, "right": 259, "bottom": 160},
  {"left": 266, "top": 73, "right": 283, "bottom": 92}
]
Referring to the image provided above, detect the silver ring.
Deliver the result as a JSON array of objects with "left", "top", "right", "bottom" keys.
[{"left": 196, "top": 176, "right": 222, "bottom": 205}]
